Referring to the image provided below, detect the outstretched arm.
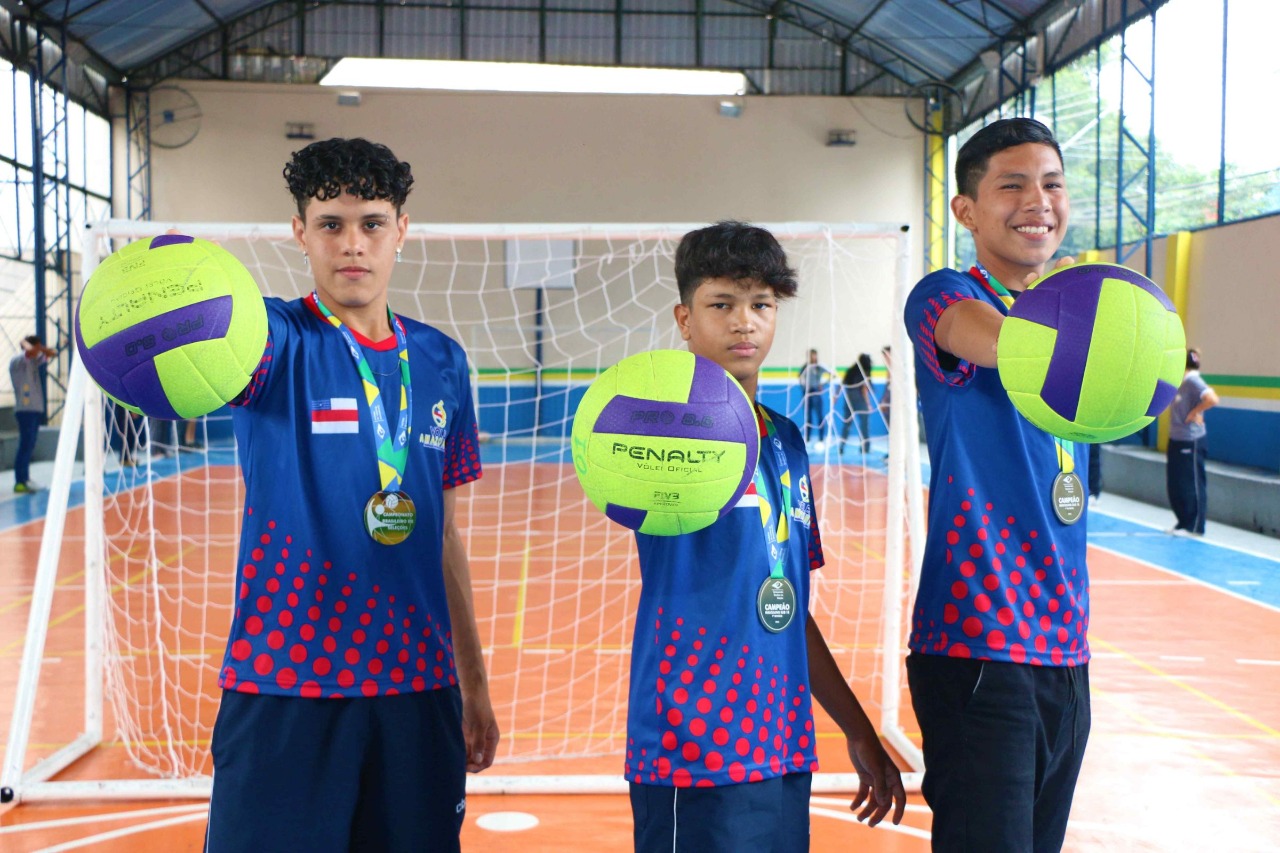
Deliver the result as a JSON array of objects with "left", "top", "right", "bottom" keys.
[
  {"left": 441, "top": 487, "right": 500, "bottom": 772},
  {"left": 805, "top": 614, "right": 906, "bottom": 827},
  {"left": 934, "top": 257, "right": 1076, "bottom": 369}
]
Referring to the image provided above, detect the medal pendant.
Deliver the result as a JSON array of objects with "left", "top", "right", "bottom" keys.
[
  {"left": 1051, "top": 472, "right": 1084, "bottom": 525},
  {"left": 756, "top": 576, "right": 797, "bottom": 633},
  {"left": 364, "top": 490, "right": 417, "bottom": 545}
]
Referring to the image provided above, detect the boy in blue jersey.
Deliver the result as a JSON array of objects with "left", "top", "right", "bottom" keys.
[
  {"left": 205, "top": 138, "right": 499, "bottom": 852},
  {"left": 626, "top": 221, "right": 905, "bottom": 852},
  {"left": 904, "top": 118, "right": 1088, "bottom": 852}
]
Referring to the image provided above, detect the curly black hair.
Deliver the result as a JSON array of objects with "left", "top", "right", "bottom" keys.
[
  {"left": 674, "top": 220, "right": 798, "bottom": 304},
  {"left": 283, "top": 137, "right": 414, "bottom": 216}
]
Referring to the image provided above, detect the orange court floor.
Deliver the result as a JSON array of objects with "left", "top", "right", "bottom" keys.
[{"left": 0, "top": 459, "right": 1277, "bottom": 852}]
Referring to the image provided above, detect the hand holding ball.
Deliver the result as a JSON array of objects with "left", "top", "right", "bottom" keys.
[
  {"left": 997, "top": 263, "right": 1185, "bottom": 443},
  {"left": 571, "top": 350, "right": 759, "bottom": 536},
  {"left": 75, "top": 234, "right": 267, "bottom": 419}
]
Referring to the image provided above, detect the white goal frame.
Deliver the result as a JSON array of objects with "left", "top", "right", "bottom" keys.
[{"left": 2, "top": 219, "right": 925, "bottom": 803}]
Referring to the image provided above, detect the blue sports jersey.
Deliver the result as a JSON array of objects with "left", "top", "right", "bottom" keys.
[
  {"left": 626, "top": 404, "right": 825, "bottom": 788},
  {"left": 218, "top": 296, "right": 482, "bottom": 698},
  {"left": 905, "top": 268, "right": 1090, "bottom": 666}
]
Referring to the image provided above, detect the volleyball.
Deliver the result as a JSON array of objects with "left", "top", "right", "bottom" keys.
[
  {"left": 571, "top": 350, "right": 759, "bottom": 536},
  {"left": 75, "top": 234, "right": 267, "bottom": 419},
  {"left": 997, "top": 262, "right": 1186, "bottom": 443}
]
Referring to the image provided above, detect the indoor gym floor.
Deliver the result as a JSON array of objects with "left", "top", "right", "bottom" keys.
[{"left": 0, "top": 445, "right": 1277, "bottom": 852}]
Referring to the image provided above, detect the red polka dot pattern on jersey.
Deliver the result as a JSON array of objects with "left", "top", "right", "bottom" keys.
[
  {"left": 442, "top": 418, "right": 483, "bottom": 489},
  {"left": 217, "top": 523, "right": 458, "bottom": 698},
  {"left": 623, "top": 617, "right": 818, "bottom": 787},
  {"left": 910, "top": 486, "right": 1089, "bottom": 666}
]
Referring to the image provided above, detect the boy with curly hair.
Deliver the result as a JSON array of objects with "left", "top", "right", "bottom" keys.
[{"left": 205, "top": 138, "right": 498, "bottom": 852}]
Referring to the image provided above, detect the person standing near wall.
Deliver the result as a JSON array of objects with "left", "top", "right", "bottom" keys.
[
  {"left": 797, "top": 348, "right": 834, "bottom": 449},
  {"left": 840, "top": 353, "right": 874, "bottom": 456},
  {"left": 9, "top": 335, "right": 56, "bottom": 493},
  {"left": 1166, "top": 348, "right": 1218, "bottom": 537}
]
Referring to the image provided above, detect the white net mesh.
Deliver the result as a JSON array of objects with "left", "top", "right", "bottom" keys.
[{"left": 63, "top": 221, "right": 919, "bottom": 788}]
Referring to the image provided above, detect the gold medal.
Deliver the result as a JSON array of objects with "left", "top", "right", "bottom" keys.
[
  {"left": 756, "top": 576, "right": 798, "bottom": 632},
  {"left": 364, "top": 490, "right": 417, "bottom": 545},
  {"left": 1051, "top": 471, "right": 1084, "bottom": 525}
]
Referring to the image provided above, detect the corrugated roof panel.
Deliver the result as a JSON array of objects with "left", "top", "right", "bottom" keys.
[
  {"left": 860, "top": 3, "right": 1002, "bottom": 82},
  {"left": 384, "top": 8, "right": 462, "bottom": 62},
  {"left": 621, "top": 14, "right": 696, "bottom": 67},
  {"left": 701, "top": 14, "right": 768, "bottom": 70},
  {"left": 545, "top": 13, "right": 617, "bottom": 66},
  {"left": 11, "top": 0, "right": 1156, "bottom": 104},
  {"left": 304, "top": 4, "right": 380, "bottom": 60},
  {"left": 72, "top": 0, "right": 220, "bottom": 71},
  {"left": 466, "top": 10, "right": 541, "bottom": 63},
  {"left": 548, "top": 0, "right": 615, "bottom": 10},
  {"left": 623, "top": 0, "right": 695, "bottom": 12}
]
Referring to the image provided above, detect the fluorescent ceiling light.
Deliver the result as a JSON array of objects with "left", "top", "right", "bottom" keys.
[{"left": 320, "top": 58, "right": 746, "bottom": 96}]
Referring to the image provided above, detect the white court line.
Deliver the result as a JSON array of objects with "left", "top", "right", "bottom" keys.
[
  {"left": 1088, "top": 542, "right": 1280, "bottom": 615},
  {"left": 0, "top": 804, "right": 206, "bottom": 835},
  {"left": 808, "top": 805, "right": 932, "bottom": 840},
  {"left": 1227, "top": 580, "right": 1261, "bottom": 586},
  {"left": 1236, "top": 658, "right": 1280, "bottom": 667},
  {"left": 594, "top": 648, "right": 632, "bottom": 655},
  {"left": 32, "top": 811, "right": 207, "bottom": 853},
  {"left": 517, "top": 648, "right": 567, "bottom": 656},
  {"left": 1089, "top": 579, "right": 1193, "bottom": 586},
  {"left": 1158, "top": 655, "right": 1204, "bottom": 663}
]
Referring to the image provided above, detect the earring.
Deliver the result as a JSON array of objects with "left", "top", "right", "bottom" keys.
[
  {"left": 395, "top": 248, "right": 402, "bottom": 264},
  {"left": 302, "top": 252, "right": 309, "bottom": 269}
]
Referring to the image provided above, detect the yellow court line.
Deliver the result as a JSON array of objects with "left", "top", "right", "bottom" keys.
[
  {"left": 1091, "top": 636, "right": 1280, "bottom": 739},
  {"left": 0, "top": 569, "right": 87, "bottom": 616},
  {"left": 0, "top": 544, "right": 201, "bottom": 658},
  {"left": 0, "top": 540, "right": 154, "bottom": 618},
  {"left": 1091, "top": 685, "right": 1280, "bottom": 809},
  {"left": 510, "top": 532, "right": 531, "bottom": 647}
]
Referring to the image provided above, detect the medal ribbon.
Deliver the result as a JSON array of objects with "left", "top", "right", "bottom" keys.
[
  {"left": 310, "top": 292, "right": 412, "bottom": 492},
  {"left": 752, "top": 407, "right": 792, "bottom": 580},
  {"left": 969, "top": 267, "right": 1077, "bottom": 483}
]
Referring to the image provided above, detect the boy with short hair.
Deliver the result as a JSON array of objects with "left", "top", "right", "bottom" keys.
[
  {"left": 205, "top": 138, "right": 499, "bottom": 852},
  {"left": 904, "top": 117, "right": 1089, "bottom": 852},
  {"left": 625, "top": 221, "right": 905, "bottom": 852}
]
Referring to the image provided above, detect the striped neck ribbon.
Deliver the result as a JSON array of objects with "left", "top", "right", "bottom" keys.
[
  {"left": 968, "top": 265, "right": 1074, "bottom": 476},
  {"left": 310, "top": 292, "right": 412, "bottom": 492},
  {"left": 752, "top": 406, "right": 792, "bottom": 580}
]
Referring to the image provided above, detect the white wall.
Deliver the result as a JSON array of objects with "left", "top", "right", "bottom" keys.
[
  {"left": 136, "top": 82, "right": 922, "bottom": 231},
  {"left": 117, "top": 82, "right": 923, "bottom": 375}
]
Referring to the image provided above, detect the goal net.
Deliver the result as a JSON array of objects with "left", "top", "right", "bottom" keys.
[{"left": 2, "top": 220, "right": 924, "bottom": 802}]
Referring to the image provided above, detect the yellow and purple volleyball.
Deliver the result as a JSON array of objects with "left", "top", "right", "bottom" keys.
[
  {"left": 571, "top": 350, "right": 759, "bottom": 536},
  {"left": 75, "top": 234, "right": 267, "bottom": 419},
  {"left": 997, "top": 262, "right": 1186, "bottom": 443}
]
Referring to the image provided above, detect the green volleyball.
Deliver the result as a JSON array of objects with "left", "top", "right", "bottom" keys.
[
  {"left": 570, "top": 350, "right": 760, "bottom": 536},
  {"left": 997, "top": 263, "right": 1186, "bottom": 443},
  {"left": 75, "top": 234, "right": 267, "bottom": 419}
]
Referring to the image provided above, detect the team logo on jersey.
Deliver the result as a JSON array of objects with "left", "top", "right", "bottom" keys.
[
  {"left": 310, "top": 398, "right": 359, "bottom": 434},
  {"left": 791, "top": 474, "right": 812, "bottom": 526},
  {"left": 418, "top": 400, "right": 448, "bottom": 451}
]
